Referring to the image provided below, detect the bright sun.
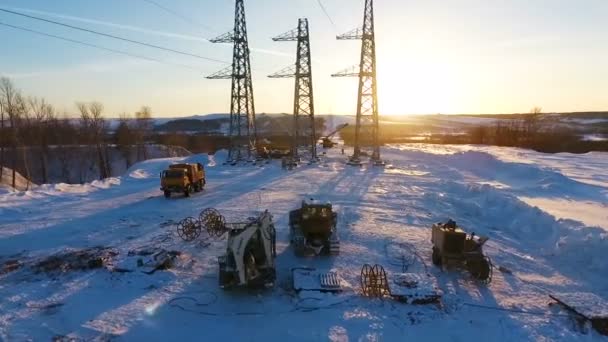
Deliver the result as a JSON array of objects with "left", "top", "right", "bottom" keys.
[{"left": 378, "top": 56, "right": 462, "bottom": 115}]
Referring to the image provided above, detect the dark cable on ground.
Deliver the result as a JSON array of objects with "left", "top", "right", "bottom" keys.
[
  {"left": 168, "top": 295, "right": 358, "bottom": 317},
  {"left": 462, "top": 302, "right": 571, "bottom": 318},
  {"left": 384, "top": 241, "right": 429, "bottom": 274},
  {"left": 0, "top": 21, "right": 203, "bottom": 71},
  {"left": 0, "top": 8, "right": 228, "bottom": 64}
]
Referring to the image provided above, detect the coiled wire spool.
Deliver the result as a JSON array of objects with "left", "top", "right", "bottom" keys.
[
  {"left": 360, "top": 264, "right": 391, "bottom": 298},
  {"left": 177, "top": 217, "right": 202, "bottom": 242},
  {"left": 199, "top": 208, "right": 227, "bottom": 238}
]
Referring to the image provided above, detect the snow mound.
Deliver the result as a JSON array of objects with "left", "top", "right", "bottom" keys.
[
  {"left": 423, "top": 180, "right": 608, "bottom": 282},
  {"left": 554, "top": 220, "right": 608, "bottom": 274},
  {"left": 129, "top": 169, "right": 151, "bottom": 179},
  {"left": 1, "top": 167, "right": 34, "bottom": 191},
  {"left": 51, "top": 178, "right": 121, "bottom": 193}
]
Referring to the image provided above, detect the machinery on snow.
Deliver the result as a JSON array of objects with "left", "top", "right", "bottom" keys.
[
  {"left": 160, "top": 163, "right": 206, "bottom": 198},
  {"left": 197, "top": 208, "right": 277, "bottom": 289},
  {"left": 431, "top": 219, "right": 492, "bottom": 282},
  {"left": 289, "top": 200, "right": 339, "bottom": 256},
  {"left": 320, "top": 123, "right": 349, "bottom": 149}
]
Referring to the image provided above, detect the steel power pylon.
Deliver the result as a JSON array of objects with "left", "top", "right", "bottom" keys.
[
  {"left": 332, "top": 0, "right": 383, "bottom": 166},
  {"left": 206, "top": 0, "right": 256, "bottom": 163},
  {"left": 268, "top": 18, "right": 317, "bottom": 164}
]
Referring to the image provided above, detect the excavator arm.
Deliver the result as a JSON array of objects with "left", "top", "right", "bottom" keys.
[{"left": 324, "top": 123, "right": 349, "bottom": 140}]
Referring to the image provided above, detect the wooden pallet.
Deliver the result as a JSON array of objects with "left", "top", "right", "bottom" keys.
[
  {"left": 293, "top": 268, "right": 343, "bottom": 293},
  {"left": 550, "top": 292, "right": 608, "bottom": 336}
]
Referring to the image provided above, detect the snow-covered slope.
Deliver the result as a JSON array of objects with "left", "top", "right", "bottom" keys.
[
  {"left": 5, "top": 144, "right": 190, "bottom": 186},
  {"left": 0, "top": 146, "right": 606, "bottom": 341},
  {"left": 0, "top": 167, "right": 34, "bottom": 192}
]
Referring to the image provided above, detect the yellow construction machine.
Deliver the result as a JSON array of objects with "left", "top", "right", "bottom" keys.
[{"left": 160, "top": 163, "right": 206, "bottom": 198}]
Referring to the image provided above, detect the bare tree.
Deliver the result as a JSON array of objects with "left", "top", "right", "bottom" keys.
[
  {"left": 115, "top": 113, "right": 134, "bottom": 169},
  {"left": 52, "top": 113, "right": 76, "bottom": 183},
  {"left": 27, "top": 97, "right": 54, "bottom": 184},
  {"left": 78, "top": 102, "right": 110, "bottom": 180},
  {"left": 0, "top": 77, "right": 27, "bottom": 189},
  {"left": 524, "top": 106, "right": 543, "bottom": 140},
  {"left": 90, "top": 102, "right": 111, "bottom": 179},
  {"left": 76, "top": 102, "right": 94, "bottom": 182},
  {"left": 134, "top": 106, "right": 154, "bottom": 160},
  {"left": 469, "top": 125, "right": 489, "bottom": 145}
]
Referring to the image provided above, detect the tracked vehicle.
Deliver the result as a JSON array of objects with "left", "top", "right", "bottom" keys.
[
  {"left": 431, "top": 219, "right": 492, "bottom": 282},
  {"left": 289, "top": 200, "right": 339, "bottom": 256}
]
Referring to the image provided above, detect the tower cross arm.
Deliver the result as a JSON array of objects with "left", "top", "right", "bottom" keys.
[
  {"left": 206, "top": 65, "right": 233, "bottom": 79},
  {"left": 336, "top": 27, "right": 363, "bottom": 40},
  {"left": 272, "top": 27, "right": 299, "bottom": 42},
  {"left": 210, "top": 31, "right": 235, "bottom": 44},
  {"left": 268, "top": 64, "right": 297, "bottom": 78},
  {"left": 331, "top": 65, "right": 360, "bottom": 78}
]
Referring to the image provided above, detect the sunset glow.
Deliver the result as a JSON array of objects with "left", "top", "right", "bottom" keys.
[{"left": 1, "top": 0, "right": 608, "bottom": 116}]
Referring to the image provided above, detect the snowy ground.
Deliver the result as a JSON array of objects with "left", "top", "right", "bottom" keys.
[
  {"left": 0, "top": 167, "right": 34, "bottom": 193},
  {"left": 0, "top": 145, "right": 607, "bottom": 341}
]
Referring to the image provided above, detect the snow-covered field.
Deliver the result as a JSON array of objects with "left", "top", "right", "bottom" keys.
[{"left": 0, "top": 145, "right": 607, "bottom": 341}]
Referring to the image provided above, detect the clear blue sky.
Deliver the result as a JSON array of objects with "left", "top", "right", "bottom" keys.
[{"left": 1, "top": 0, "right": 608, "bottom": 117}]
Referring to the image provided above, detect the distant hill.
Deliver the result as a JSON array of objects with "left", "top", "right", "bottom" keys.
[
  {"left": 104, "top": 112, "right": 607, "bottom": 140},
  {"left": 152, "top": 113, "right": 339, "bottom": 135},
  {"left": 154, "top": 118, "right": 228, "bottom": 133}
]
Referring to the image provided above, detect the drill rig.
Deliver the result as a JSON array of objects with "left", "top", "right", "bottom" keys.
[
  {"left": 289, "top": 200, "right": 339, "bottom": 256},
  {"left": 199, "top": 208, "right": 277, "bottom": 289}
]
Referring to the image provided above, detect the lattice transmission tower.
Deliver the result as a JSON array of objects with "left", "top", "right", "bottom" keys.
[
  {"left": 206, "top": 0, "right": 257, "bottom": 164},
  {"left": 268, "top": 18, "right": 318, "bottom": 164},
  {"left": 332, "top": 0, "right": 383, "bottom": 166}
]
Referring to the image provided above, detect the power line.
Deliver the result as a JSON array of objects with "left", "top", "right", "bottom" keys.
[
  {"left": 0, "top": 21, "right": 202, "bottom": 71},
  {"left": 316, "top": 0, "right": 337, "bottom": 29},
  {"left": 140, "top": 0, "right": 215, "bottom": 33},
  {"left": 0, "top": 8, "right": 228, "bottom": 64}
]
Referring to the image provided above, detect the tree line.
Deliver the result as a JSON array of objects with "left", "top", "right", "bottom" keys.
[
  {"left": 465, "top": 107, "right": 607, "bottom": 152},
  {"left": 0, "top": 77, "right": 154, "bottom": 187},
  {"left": 339, "top": 107, "right": 607, "bottom": 153}
]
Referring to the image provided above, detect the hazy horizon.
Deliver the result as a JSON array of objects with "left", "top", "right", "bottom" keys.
[
  {"left": 2, "top": 0, "right": 608, "bottom": 117},
  {"left": 96, "top": 111, "right": 608, "bottom": 121}
]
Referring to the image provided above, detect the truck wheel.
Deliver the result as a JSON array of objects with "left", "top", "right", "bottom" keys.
[
  {"left": 199, "top": 180, "right": 204, "bottom": 191},
  {"left": 164, "top": 191, "right": 171, "bottom": 199},
  {"left": 184, "top": 185, "right": 191, "bottom": 197},
  {"left": 432, "top": 247, "right": 442, "bottom": 266},
  {"left": 468, "top": 257, "right": 492, "bottom": 283}
]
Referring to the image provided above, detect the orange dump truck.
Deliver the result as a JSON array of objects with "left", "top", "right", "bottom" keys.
[{"left": 160, "top": 163, "right": 206, "bottom": 198}]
